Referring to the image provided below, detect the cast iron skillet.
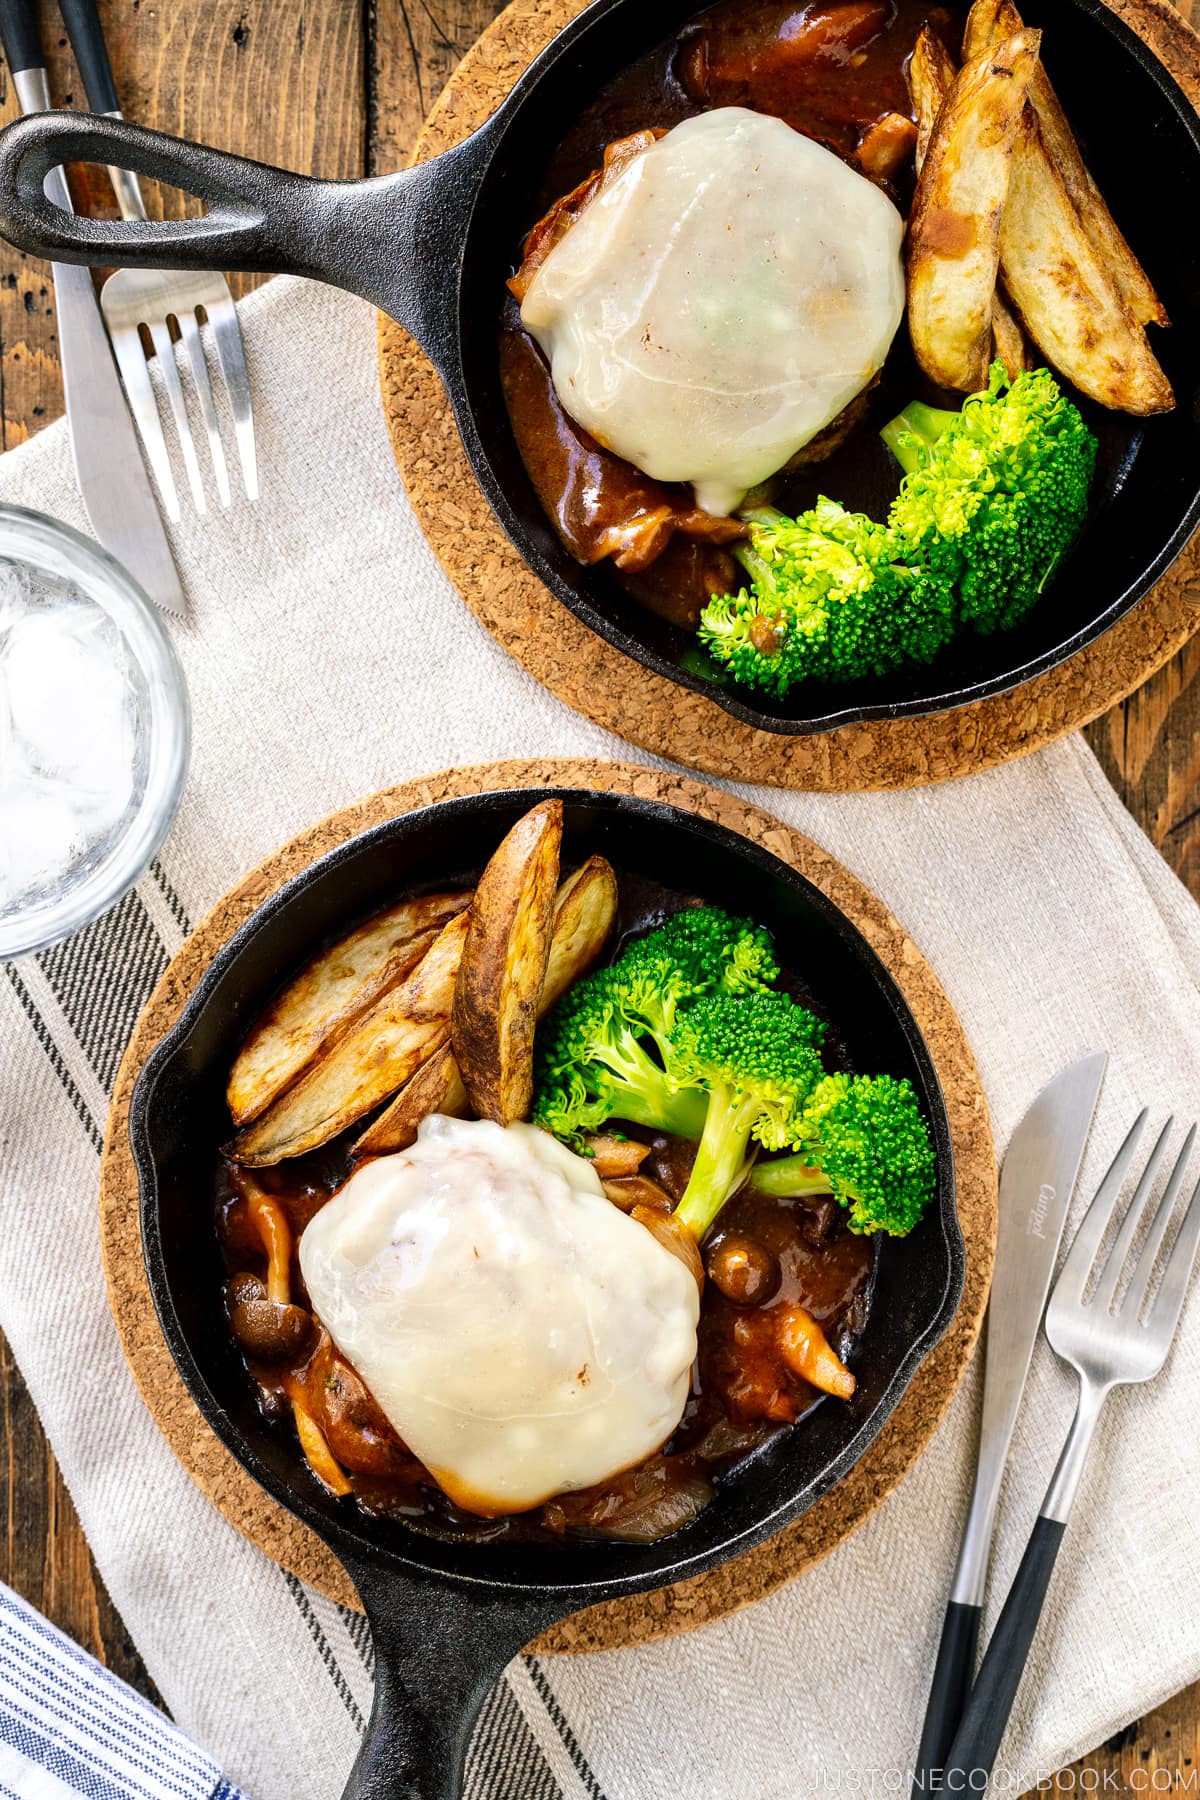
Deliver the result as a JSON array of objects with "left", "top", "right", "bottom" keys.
[
  {"left": 131, "top": 789, "right": 965, "bottom": 1799},
  {"left": 0, "top": 0, "right": 1196, "bottom": 739}
]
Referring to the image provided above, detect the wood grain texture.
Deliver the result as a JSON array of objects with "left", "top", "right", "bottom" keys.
[{"left": 0, "top": 0, "right": 1197, "bottom": 1782}]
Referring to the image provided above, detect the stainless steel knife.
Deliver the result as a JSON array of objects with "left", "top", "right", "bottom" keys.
[
  {"left": 910, "top": 1051, "right": 1107, "bottom": 1796},
  {"left": 0, "top": 0, "right": 186, "bottom": 617}
]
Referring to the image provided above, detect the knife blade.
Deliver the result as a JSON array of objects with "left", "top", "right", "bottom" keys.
[
  {"left": 1, "top": 39, "right": 186, "bottom": 617},
  {"left": 910, "top": 1051, "right": 1106, "bottom": 1796}
]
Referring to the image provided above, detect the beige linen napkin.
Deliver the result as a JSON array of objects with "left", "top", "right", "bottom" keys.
[{"left": 2, "top": 274, "right": 1200, "bottom": 1800}]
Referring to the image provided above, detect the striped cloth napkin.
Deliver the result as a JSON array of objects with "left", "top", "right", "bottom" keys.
[
  {"left": 3, "top": 273, "right": 1200, "bottom": 1800},
  {"left": 0, "top": 1582, "right": 246, "bottom": 1800}
]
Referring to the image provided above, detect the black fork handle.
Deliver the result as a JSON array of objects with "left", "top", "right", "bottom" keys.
[
  {"left": 58, "top": 0, "right": 120, "bottom": 113},
  {"left": 939, "top": 1515, "right": 1067, "bottom": 1789},
  {"left": 0, "top": 110, "right": 492, "bottom": 370}
]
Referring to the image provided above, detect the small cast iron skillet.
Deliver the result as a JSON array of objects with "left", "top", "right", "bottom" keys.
[
  {"left": 0, "top": 0, "right": 1195, "bottom": 739},
  {"left": 130, "top": 788, "right": 964, "bottom": 1799}
]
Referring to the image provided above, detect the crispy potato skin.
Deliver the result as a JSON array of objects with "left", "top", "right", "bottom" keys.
[
  {"left": 230, "top": 910, "right": 469, "bottom": 1165},
  {"left": 350, "top": 1041, "right": 469, "bottom": 1158},
  {"left": 910, "top": 24, "right": 1031, "bottom": 380},
  {"left": 226, "top": 890, "right": 470, "bottom": 1127},
  {"left": 451, "top": 799, "right": 563, "bottom": 1126},
  {"left": 351, "top": 853, "right": 616, "bottom": 1158},
  {"left": 906, "top": 28, "right": 1040, "bottom": 393},
  {"left": 538, "top": 855, "right": 618, "bottom": 1015},
  {"left": 909, "top": 25, "right": 957, "bottom": 177},
  {"left": 964, "top": 0, "right": 1167, "bottom": 327},
  {"left": 999, "top": 109, "right": 1174, "bottom": 414},
  {"left": 991, "top": 288, "right": 1031, "bottom": 379}
]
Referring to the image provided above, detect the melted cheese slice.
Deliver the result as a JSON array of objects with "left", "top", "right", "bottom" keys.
[
  {"left": 298, "top": 1116, "right": 700, "bottom": 1514},
  {"left": 520, "top": 107, "right": 905, "bottom": 514}
]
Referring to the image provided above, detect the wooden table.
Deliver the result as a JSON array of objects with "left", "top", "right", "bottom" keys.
[{"left": 1, "top": 1, "right": 1197, "bottom": 1791}]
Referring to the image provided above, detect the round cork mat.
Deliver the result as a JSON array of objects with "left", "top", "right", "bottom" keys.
[
  {"left": 99, "top": 758, "right": 996, "bottom": 1652},
  {"left": 377, "top": 0, "right": 1200, "bottom": 792}
]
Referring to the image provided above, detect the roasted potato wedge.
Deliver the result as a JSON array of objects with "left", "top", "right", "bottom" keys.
[
  {"left": 907, "top": 28, "right": 1040, "bottom": 393},
  {"left": 352, "top": 853, "right": 616, "bottom": 1158},
  {"left": 451, "top": 799, "right": 563, "bottom": 1125},
  {"left": 230, "top": 909, "right": 469, "bottom": 1165},
  {"left": 910, "top": 25, "right": 1031, "bottom": 381},
  {"left": 226, "top": 890, "right": 470, "bottom": 1127},
  {"left": 964, "top": 0, "right": 1168, "bottom": 327},
  {"left": 999, "top": 109, "right": 1174, "bottom": 414},
  {"left": 990, "top": 289, "right": 1030, "bottom": 381},
  {"left": 909, "top": 24, "right": 956, "bottom": 176},
  {"left": 350, "top": 1042, "right": 470, "bottom": 1159},
  {"left": 538, "top": 854, "right": 618, "bottom": 1015}
]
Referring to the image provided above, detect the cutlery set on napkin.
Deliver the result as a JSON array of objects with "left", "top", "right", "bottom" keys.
[
  {"left": 914, "top": 1058, "right": 1200, "bottom": 1790},
  {"left": 0, "top": 0, "right": 256, "bottom": 618}
]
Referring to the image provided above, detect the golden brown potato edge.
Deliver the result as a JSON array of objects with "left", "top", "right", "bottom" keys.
[{"left": 450, "top": 798, "right": 564, "bottom": 1126}]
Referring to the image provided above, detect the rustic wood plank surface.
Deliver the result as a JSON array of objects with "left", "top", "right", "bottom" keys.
[{"left": 0, "top": 0, "right": 1197, "bottom": 1788}]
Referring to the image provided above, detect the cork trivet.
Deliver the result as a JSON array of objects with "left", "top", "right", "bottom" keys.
[
  {"left": 377, "top": 0, "right": 1200, "bottom": 792},
  {"left": 100, "top": 759, "right": 996, "bottom": 1651}
]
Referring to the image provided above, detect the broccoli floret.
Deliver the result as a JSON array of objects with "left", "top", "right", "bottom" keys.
[
  {"left": 698, "top": 498, "right": 956, "bottom": 695},
  {"left": 532, "top": 906, "right": 778, "bottom": 1146},
  {"left": 883, "top": 363, "right": 1097, "bottom": 635},
  {"left": 535, "top": 909, "right": 935, "bottom": 1243},
  {"left": 750, "top": 1071, "right": 937, "bottom": 1236},
  {"left": 698, "top": 364, "right": 1096, "bottom": 696},
  {"left": 671, "top": 993, "right": 828, "bottom": 1240},
  {"left": 622, "top": 904, "right": 780, "bottom": 997},
  {"left": 532, "top": 959, "right": 706, "bottom": 1145}
]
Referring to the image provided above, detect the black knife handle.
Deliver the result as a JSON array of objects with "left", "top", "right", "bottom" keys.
[
  {"left": 940, "top": 1515, "right": 1067, "bottom": 1787},
  {"left": 910, "top": 1601, "right": 982, "bottom": 1797},
  {"left": 0, "top": 0, "right": 44, "bottom": 76},
  {"left": 58, "top": 0, "right": 119, "bottom": 114}
]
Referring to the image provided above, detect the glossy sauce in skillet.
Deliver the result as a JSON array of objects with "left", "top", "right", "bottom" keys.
[
  {"left": 500, "top": 0, "right": 961, "bottom": 629},
  {"left": 216, "top": 873, "right": 878, "bottom": 1545}
]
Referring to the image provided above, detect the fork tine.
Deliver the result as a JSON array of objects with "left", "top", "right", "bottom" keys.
[
  {"left": 176, "top": 310, "right": 232, "bottom": 509},
  {"left": 207, "top": 296, "right": 258, "bottom": 502},
  {"left": 147, "top": 318, "right": 207, "bottom": 516},
  {"left": 1145, "top": 1163, "right": 1200, "bottom": 1342},
  {"left": 1120, "top": 1124, "right": 1197, "bottom": 1319},
  {"left": 1053, "top": 1109, "right": 1148, "bottom": 1302},
  {"left": 1090, "top": 1116, "right": 1174, "bottom": 1308},
  {"left": 108, "top": 321, "right": 181, "bottom": 524}
]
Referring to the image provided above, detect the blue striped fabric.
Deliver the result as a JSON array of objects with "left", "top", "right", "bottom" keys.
[{"left": 0, "top": 1585, "right": 249, "bottom": 1800}]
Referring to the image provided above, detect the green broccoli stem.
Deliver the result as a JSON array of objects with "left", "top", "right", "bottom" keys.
[
  {"left": 749, "top": 1153, "right": 832, "bottom": 1198},
  {"left": 612, "top": 1082, "right": 708, "bottom": 1141},
  {"left": 674, "top": 1085, "right": 761, "bottom": 1239},
  {"left": 880, "top": 402, "right": 960, "bottom": 477},
  {"left": 732, "top": 508, "right": 788, "bottom": 601},
  {"left": 731, "top": 542, "right": 777, "bottom": 599}
]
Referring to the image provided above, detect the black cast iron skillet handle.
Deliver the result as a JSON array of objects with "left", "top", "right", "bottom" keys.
[
  {"left": 0, "top": 110, "right": 491, "bottom": 373},
  {"left": 336, "top": 1549, "right": 563, "bottom": 1800}
]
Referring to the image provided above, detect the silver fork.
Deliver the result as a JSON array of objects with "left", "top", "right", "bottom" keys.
[
  {"left": 59, "top": 0, "right": 257, "bottom": 519},
  {"left": 941, "top": 1110, "right": 1200, "bottom": 1788}
]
